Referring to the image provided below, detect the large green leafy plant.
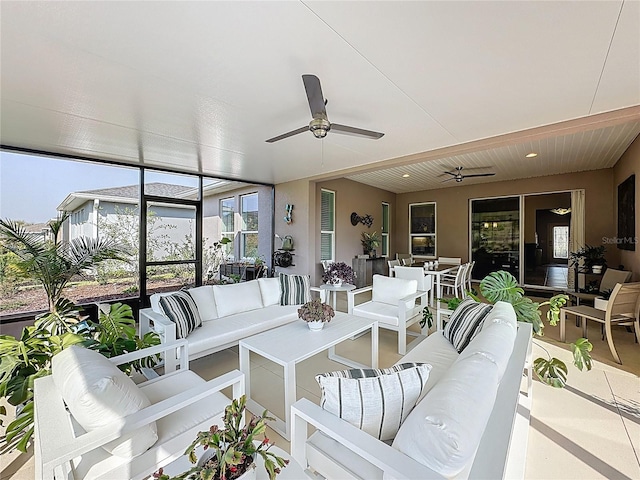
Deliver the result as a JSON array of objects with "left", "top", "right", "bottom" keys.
[
  {"left": 154, "top": 395, "right": 289, "bottom": 480},
  {"left": 0, "top": 215, "right": 159, "bottom": 452},
  {"left": 477, "top": 270, "right": 592, "bottom": 387}
]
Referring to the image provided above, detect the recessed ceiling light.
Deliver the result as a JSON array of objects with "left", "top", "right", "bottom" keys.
[
  {"left": 525, "top": 152, "right": 538, "bottom": 158},
  {"left": 402, "top": 174, "right": 410, "bottom": 178}
]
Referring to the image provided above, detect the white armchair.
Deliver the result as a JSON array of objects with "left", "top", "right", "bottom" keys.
[
  {"left": 34, "top": 340, "right": 244, "bottom": 480},
  {"left": 348, "top": 274, "right": 427, "bottom": 354}
]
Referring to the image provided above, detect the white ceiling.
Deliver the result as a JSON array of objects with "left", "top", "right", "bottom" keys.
[{"left": 1, "top": 1, "right": 639, "bottom": 193}]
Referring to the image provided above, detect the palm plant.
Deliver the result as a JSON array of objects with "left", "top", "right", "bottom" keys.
[{"left": 0, "top": 213, "right": 129, "bottom": 312}]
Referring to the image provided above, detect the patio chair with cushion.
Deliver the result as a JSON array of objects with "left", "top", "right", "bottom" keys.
[
  {"left": 559, "top": 282, "right": 640, "bottom": 364},
  {"left": 568, "top": 268, "right": 632, "bottom": 305},
  {"left": 34, "top": 340, "right": 244, "bottom": 480},
  {"left": 348, "top": 274, "right": 428, "bottom": 354}
]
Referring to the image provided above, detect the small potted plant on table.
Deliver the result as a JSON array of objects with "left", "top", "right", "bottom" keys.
[
  {"left": 297, "top": 297, "right": 335, "bottom": 331},
  {"left": 321, "top": 261, "right": 356, "bottom": 287},
  {"left": 154, "top": 395, "right": 289, "bottom": 480}
]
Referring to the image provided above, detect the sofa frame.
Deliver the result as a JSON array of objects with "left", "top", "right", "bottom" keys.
[{"left": 290, "top": 322, "right": 533, "bottom": 479}]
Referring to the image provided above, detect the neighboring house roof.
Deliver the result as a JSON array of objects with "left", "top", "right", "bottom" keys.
[
  {"left": 56, "top": 183, "right": 195, "bottom": 212},
  {"left": 23, "top": 222, "right": 52, "bottom": 233}
]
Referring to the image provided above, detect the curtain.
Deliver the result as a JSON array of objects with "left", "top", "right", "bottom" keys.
[{"left": 568, "top": 189, "right": 585, "bottom": 290}]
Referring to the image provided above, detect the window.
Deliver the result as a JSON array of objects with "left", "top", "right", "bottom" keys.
[
  {"left": 553, "top": 226, "right": 569, "bottom": 259},
  {"left": 409, "top": 202, "right": 436, "bottom": 258},
  {"left": 321, "top": 189, "right": 335, "bottom": 261},
  {"left": 220, "top": 197, "right": 235, "bottom": 258},
  {"left": 381, "top": 202, "right": 390, "bottom": 257},
  {"left": 240, "top": 193, "right": 258, "bottom": 258}
]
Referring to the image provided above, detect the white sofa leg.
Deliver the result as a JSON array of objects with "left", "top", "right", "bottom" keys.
[{"left": 398, "top": 323, "right": 407, "bottom": 355}]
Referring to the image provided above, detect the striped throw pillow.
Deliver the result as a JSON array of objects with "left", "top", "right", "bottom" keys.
[
  {"left": 443, "top": 299, "right": 493, "bottom": 353},
  {"left": 278, "top": 273, "right": 311, "bottom": 306},
  {"left": 159, "top": 291, "right": 202, "bottom": 339},
  {"left": 316, "top": 363, "right": 432, "bottom": 441}
]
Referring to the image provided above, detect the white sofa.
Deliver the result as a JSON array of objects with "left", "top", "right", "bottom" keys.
[
  {"left": 140, "top": 277, "right": 319, "bottom": 372},
  {"left": 291, "top": 301, "right": 533, "bottom": 480}
]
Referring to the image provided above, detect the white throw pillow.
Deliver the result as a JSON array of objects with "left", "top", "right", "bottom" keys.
[
  {"left": 212, "top": 280, "right": 264, "bottom": 317},
  {"left": 258, "top": 277, "right": 280, "bottom": 306},
  {"left": 316, "top": 363, "right": 431, "bottom": 441},
  {"left": 371, "top": 275, "right": 417, "bottom": 309},
  {"left": 187, "top": 285, "right": 218, "bottom": 320},
  {"left": 52, "top": 346, "right": 158, "bottom": 458},
  {"left": 392, "top": 354, "right": 499, "bottom": 478}
]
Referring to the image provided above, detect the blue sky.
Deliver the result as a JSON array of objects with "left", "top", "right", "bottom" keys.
[{"left": 0, "top": 151, "right": 196, "bottom": 223}]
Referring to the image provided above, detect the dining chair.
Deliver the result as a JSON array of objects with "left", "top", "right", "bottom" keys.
[
  {"left": 396, "top": 253, "right": 414, "bottom": 266},
  {"left": 387, "top": 259, "right": 400, "bottom": 276},
  {"left": 440, "top": 262, "right": 469, "bottom": 298},
  {"left": 465, "top": 261, "right": 476, "bottom": 292},
  {"left": 559, "top": 282, "right": 640, "bottom": 364},
  {"left": 438, "top": 257, "right": 462, "bottom": 265}
]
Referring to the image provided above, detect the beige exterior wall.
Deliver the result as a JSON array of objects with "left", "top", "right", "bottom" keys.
[
  {"left": 395, "top": 169, "right": 617, "bottom": 268},
  {"left": 613, "top": 134, "right": 640, "bottom": 280}
]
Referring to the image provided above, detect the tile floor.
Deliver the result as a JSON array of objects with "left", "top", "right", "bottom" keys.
[{"left": 2, "top": 292, "right": 639, "bottom": 479}]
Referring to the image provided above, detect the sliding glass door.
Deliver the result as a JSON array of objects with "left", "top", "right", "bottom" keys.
[{"left": 470, "top": 197, "right": 520, "bottom": 280}]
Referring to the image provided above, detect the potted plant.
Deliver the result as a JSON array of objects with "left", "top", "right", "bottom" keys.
[
  {"left": 321, "top": 261, "right": 356, "bottom": 286},
  {"left": 154, "top": 395, "right": 289, "bottom": 480},
  {"left": 360, "top": 231, "right": 380, "bottom": 256},
  {"left": 569, "top": 244, "right": 607, "bottom": 274},
  {"left": 297, "top": 298, "right": 335, "bottom": 331}
]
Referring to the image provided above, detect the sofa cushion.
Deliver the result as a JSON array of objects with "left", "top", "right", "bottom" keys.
[
  {"left": 396, "top": 332, "right": 459, "bottom": 400},
  {"left": 458, "top": 315, "right": 517, "bottom": 381},
  {"left": 185, "top": 305, "right": 299, "bottom": 356},
  {"left": 443, "top": 298, "right": 493, "bottom": 352},
  {"left": 316, "top": 363, "right": 431, "bottom": 441},
  {"left": 371, "top": 275, "right": 417, "bottom": 310},
  {"left": 279, "top": 273, "right": 311, "bottom": 306},
  {"left": 212, "top": 280, "right": 264, "bottom": 317},
  {"left": 258, "top": 277, "right": 281, "bottom": 306},
  {"left": 392, "top": 354, "right": 500, "bottom": 478},
  {"left": 187, "top": 285, "right": 218, "bottom": 321},
  {"left": 159, "top": 292, "right": 202, "bottom": 339},
  {"left": 481, "top": 300, "right": 518, "bottom": 331},
  {"left": 52, "top": 346, "right": 158, "bottom": 458}
]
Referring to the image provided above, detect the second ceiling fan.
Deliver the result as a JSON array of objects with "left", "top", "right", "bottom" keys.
[
  {"left": 266, "top": 74, "right": 385, "bottom": 143},
  {"left": 441, "top": 166, "right": 496, "bottom": 183}
]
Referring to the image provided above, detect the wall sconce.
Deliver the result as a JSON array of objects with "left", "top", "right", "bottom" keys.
[
  {"left": 351, "top": 212, "right": 374, "bottom": 228},
  {"left": 483, "top": 222, "right": 489, "bottom": 229},
  {"left": 284, "top": 204, "right": 294, "bottom": 224},
  {"left": 492, "top": 222, "right": 498, "bottom": 228}
]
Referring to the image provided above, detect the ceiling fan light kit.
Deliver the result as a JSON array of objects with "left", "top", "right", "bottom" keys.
[{"left": 266, "top": 74, "right": 384, "bottom": 143}]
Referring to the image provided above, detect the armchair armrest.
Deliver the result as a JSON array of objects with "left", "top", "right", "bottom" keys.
[
  {"left": 347, "top": 286, "right": 373, "bottom": 314},
  {"left": 37, "top": 369, "right": 245, "bottom": 478},
  {"left": 108, "top": 339, "right": 189, "bottom": 373},
  {"left": 291, "top": 398, "right": 444, "bottom": 480}
]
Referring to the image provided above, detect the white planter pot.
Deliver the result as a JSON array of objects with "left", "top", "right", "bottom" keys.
[
  {"left": 331, "top": 279, "right": 343, "bottom": 287},
  {"left": 307, "top": 320, "right": 325, "bottom": 331},
  {"left": 592, "top": 265, "right": 603, "bottom": 274}
]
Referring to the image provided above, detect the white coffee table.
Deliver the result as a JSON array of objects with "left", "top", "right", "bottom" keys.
[{"left": 239, "top": 312, "right": 378, "bottom": 440}]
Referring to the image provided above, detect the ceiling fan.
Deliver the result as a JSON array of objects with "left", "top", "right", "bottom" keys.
[
  {"left": 441, "top": 166, "right": 496, "bottom": 183},
  {"left": 265, "top": 74, "right": 385, "bottom": 143}
]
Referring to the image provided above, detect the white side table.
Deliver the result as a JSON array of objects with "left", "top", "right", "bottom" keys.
[{"left": 319, "top": 283, "right": 355, "bottom": 310}]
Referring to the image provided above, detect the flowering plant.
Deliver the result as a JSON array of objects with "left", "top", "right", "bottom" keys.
[
  {"left": 321, "top": 261, "right": 356, "bottom": 285},
  {"left": 153, "top": 395, "right": 288, "bottom": 480},
  {"left": 297, "top": 298, "right": 335, "bottom": 323}
]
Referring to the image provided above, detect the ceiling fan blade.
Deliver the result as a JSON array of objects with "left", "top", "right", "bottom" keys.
[
  {"left": 462, "top": 173, "right": 496, "bottom": 178},
  {"left": 440, "top": 171, "right": 457, "bottom": 177},
  {"left": 265, "top": 126, "right": 309, "bottom": 143},
  {"left": 331, "top": 123, "right": 384, "bottom": 139},
  {"left": 302, "top": 74, "right": 327, "bottom": 119},
  {"left": 440, "top": 177, "right": 457, "bottom": 183},
  {"left": 460, "top": 165, "right": 494, "bottom": 172}
]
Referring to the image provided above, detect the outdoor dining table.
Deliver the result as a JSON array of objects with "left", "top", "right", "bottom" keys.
[{"left": 418, "top": 263, "right": 459, "bottom": 307}]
